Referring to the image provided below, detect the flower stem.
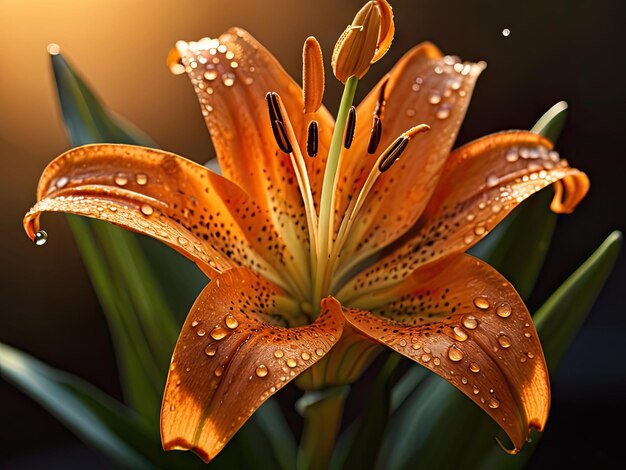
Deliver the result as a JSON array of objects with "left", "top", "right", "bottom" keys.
[
  {"left": 297, "top": 386, "right": 349, "bottom": 470},
  {"left": 314, "top": 75, "right": 359, "bottom": 305}
]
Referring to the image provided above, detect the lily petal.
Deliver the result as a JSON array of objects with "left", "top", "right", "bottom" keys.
[
  {"left": 335, "top": 43, "right": 484, "bottom": 264},
  {"left": 339, "top": 131, "right": 588, "bottom": 296},
  {"left": 343, "top": 254, "right": 550, "bottom": 452},
  {"left": 161, "top": 267, "right": 343, "bottom": 463},
  {"left": 23, "top": 144, "right": 290, "bottom": 288},
  {"left": 174, "top": 28, "right": 334, "bottom": 221}
]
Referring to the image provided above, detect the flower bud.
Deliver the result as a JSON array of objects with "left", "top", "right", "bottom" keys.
[{"left": 332, "top": 0, "right": 394, "bottom": 83}]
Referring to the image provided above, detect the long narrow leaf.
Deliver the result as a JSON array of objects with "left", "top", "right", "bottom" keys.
[
  {"left": 0, "top": 342, "right": 153, "bottom": 469},
  {"left": 478, "top": 230, "right": 622, "bottom": 469}
]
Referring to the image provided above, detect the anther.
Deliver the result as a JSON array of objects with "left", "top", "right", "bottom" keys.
[
  {"left": 344, "top": 106, "right": 357, "bottom": 149},
  {"left": 368, "top": 77, "right": 389, "bottom": 154},
  {"left": 378, "top": 137, "right": 408, "bottom": 172},
  {"left": 378, "top": 124, "right": 429, "bottom": 172},
  {"left": 266, "top": 92, "right": 292, "bottom": 154},
  {"left": 373, "top": 76, "right": 389, "bottom": 119},
  {"left": 367, "top": 115, "right": 382, "bottom": 154},
  {"left": 273, "top": 120, "right": 293, "bottom": 154},
  {"left": 307, "top": 120, "right": 319, "bottom": 157}
]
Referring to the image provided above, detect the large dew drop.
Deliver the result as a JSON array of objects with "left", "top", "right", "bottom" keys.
[{"left": 34, "top": 230, "right": 48, "bottom": 246}]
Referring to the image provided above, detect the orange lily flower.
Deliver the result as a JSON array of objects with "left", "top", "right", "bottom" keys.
[{"left": 23, "top": 2, "right": 589, "bottom": 464}]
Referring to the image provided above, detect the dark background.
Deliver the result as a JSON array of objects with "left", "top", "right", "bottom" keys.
[{"left": 1, "top": 0, "right": 624, "bottom": 467}]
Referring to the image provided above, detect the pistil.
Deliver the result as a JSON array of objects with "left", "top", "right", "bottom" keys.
[{"left": 313, "top": 75, "right": 359, "bottom": 305}]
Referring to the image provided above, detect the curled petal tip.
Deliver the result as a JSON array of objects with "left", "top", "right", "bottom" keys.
[
  {"left": 166, "top": 47, "right": 185, "bottom": 75},
  {"left": 496, "top": 437, "right": 520, "bottom": 455}
]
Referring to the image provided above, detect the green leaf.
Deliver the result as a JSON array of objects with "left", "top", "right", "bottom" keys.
[
  {"left": 339, "top": 353, "right": 402, "bottom": 469},
  {"left": 470, "top": 101, "right": 570, "bottom": 299},
  {"left": 0, "top": 342, "right": 153, "bottom": 468},
  {"left": 51, "top": 51, "right": 156, "bottom": 148},
  {"left": 530, "top": 100, "right": 568, "bottom": 143},
  {"left": 50, "top": 50, "right": 189, "bottom": 422},
  {"left": 478, "top": 230, "right": 622, "bottom": 469},
  {"left": 470, "top": 188, "right": 557, "bottom": 300}
]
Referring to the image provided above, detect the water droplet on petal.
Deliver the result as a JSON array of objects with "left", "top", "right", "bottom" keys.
[
  {"left": 428, "top": 91, "right": 442, "bottom": 104},
  {"left": 114, "top": 173, "right": 128, "bottom": 186},
  {"left": 301, "top": 352, "right": 310, "bottom": 361},
  {"left": 286, "top": 358, "right": 297, "bottom": 368},
  {"left": 56, "top": 176, "right": 69, "bottom": 188},
  {"left": 224, "top": 314, "right": 239, "bottom": 329},
  {"left": 315, "top": 348, "right": 324, "bottom": 356},
  {"left": 140, "top": 204, "right": 154, "bottom": 216},
  {"left": 170, "top": 404, "right": 175, "bottom": 411},
  {"left": 210, "top": 326, "right": 228, "bottom": 340},
  {"left": 433, "top": 357, "right": 441, "bottom": 366},
  {"left": 469, "top": 362, "right": 481, "bottom": 373},
  {"left": 473, "top": 297, "right": 490, "bottom": 310},
  {"left": 497, "top": 334, "right": 512, "bottom": 348},
  {"left": 196, "top": 329, "right": 206, "bottom": 337},
  {"left": 453, "top": 326, "right": 468, "bottom": 341},
  {"left": 496, "top": 303, "right": 512, "bottom": 318},
  {"left": 448, "top": 345, "right": 464, "bottom": 361},
  {"left": 222, "top": 73, "right": 235, "bottom": 86},
  {"left": 473, "top": 387, "right": 480, "bottom": 395},
  {"left": 435, "top": 104, "right": 451, "bottom": 119},
  {"left": 135, "top": 173, "right": 148, "bottom": 185},
  {"left": 462, "top": 377, "right": 468, "bottom": 384},
  {"left": 274, "top": 350, "right": 284, "bottom": 358},
  {"left": 421, "top": 354, "right": 432, "bottom": 362},
  {"left": 34, "top": 230, "right": 48, "bottom": 246},
  {"left": 191, "top": 320, "right": 199, "bottom": 327},
  {"left": 204, "top": 68, "right": 218, "bottom": 81},
  {"left": 178, "top": 236, "right": 189, "bottom": 246},
  {"left": 486, "top": 174, "right": 500, "bottom": 187},
  {"left": 205, "top": 344, "right": 217, "bottom": 356},
  {"left": 462, "top": 315, "right": 478, "bottom": 330},
  {"left": 255, "top": 365, "right": 268, "bottom": 377},
  {"left": 214, "top": 365, "right": 224, "bottom": 376}
]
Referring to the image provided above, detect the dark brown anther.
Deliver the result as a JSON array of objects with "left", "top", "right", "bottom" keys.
[
  {"left": 373, "top": 76, "right": 389, "bottom": 119},
  {"left": 307, "top": 120, "right": 319, "bottom": 157},
  {"left": 266, "top": 92, "right": 292, "bottom": 154},
  {"left": 378, "top": 137, "right": 408, "bottom": 172},
  {"left": 273, "top": 120, "right": 293, "bottom": 154},
  {"left": 344, "top": 106, "right": 357, "bottom": 149},
  {"left": 367, "top": 115, "right": 382, "bottom": 154}
]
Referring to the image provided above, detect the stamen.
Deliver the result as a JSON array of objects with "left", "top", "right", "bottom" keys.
[
  {"left": 329, "top": 124, "right": 430, "bottom": 286},
  {"left": 344, "top": 106, "right": 357, "bottom": 149},
  {"left": 373, "top": 76, "right": 389, "bottom": 119},
  {"left": 302, "top": 37, "right": 325, "bottom": 114},
  {"left": 307, "top": 120, "right": 319, "bottom": 157},
  {"left": 266, "top": 92, "right": 293, "bottom": 154},
  {"left": 268, "top": 92, "right": 320, "bottom": 267},
  {"left": 378, "top": 136, "right": 408, "bottom": 172},
  {"left": 367, "top": 115, "right": 382, "bottom": 154},
  {"left": 368, "top": 76, "right": 389, "bottom": 154},
  {"left": 273, "top": 120, "right": 293, "bottom": 154}
]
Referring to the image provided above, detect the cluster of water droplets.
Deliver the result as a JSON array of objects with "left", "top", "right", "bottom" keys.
[
  {"left": 183, "top": 313, "right": 332, "bottom": 406},
  {"left": 389, "top": 293, "right": 540, "bottom": 414},
  {"left": 462, "top": 146, "right": 567, "bottom": 246},
  {"left": 178, "top": 33, "right": 256, "bottom": 119},
  {"left": 406, "top": 55, "right": 484, "bottom": 121}
]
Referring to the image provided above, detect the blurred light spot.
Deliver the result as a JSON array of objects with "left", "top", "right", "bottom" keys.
[{"left": 502, "top": 28, "right": 511, "bottom": 37}]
